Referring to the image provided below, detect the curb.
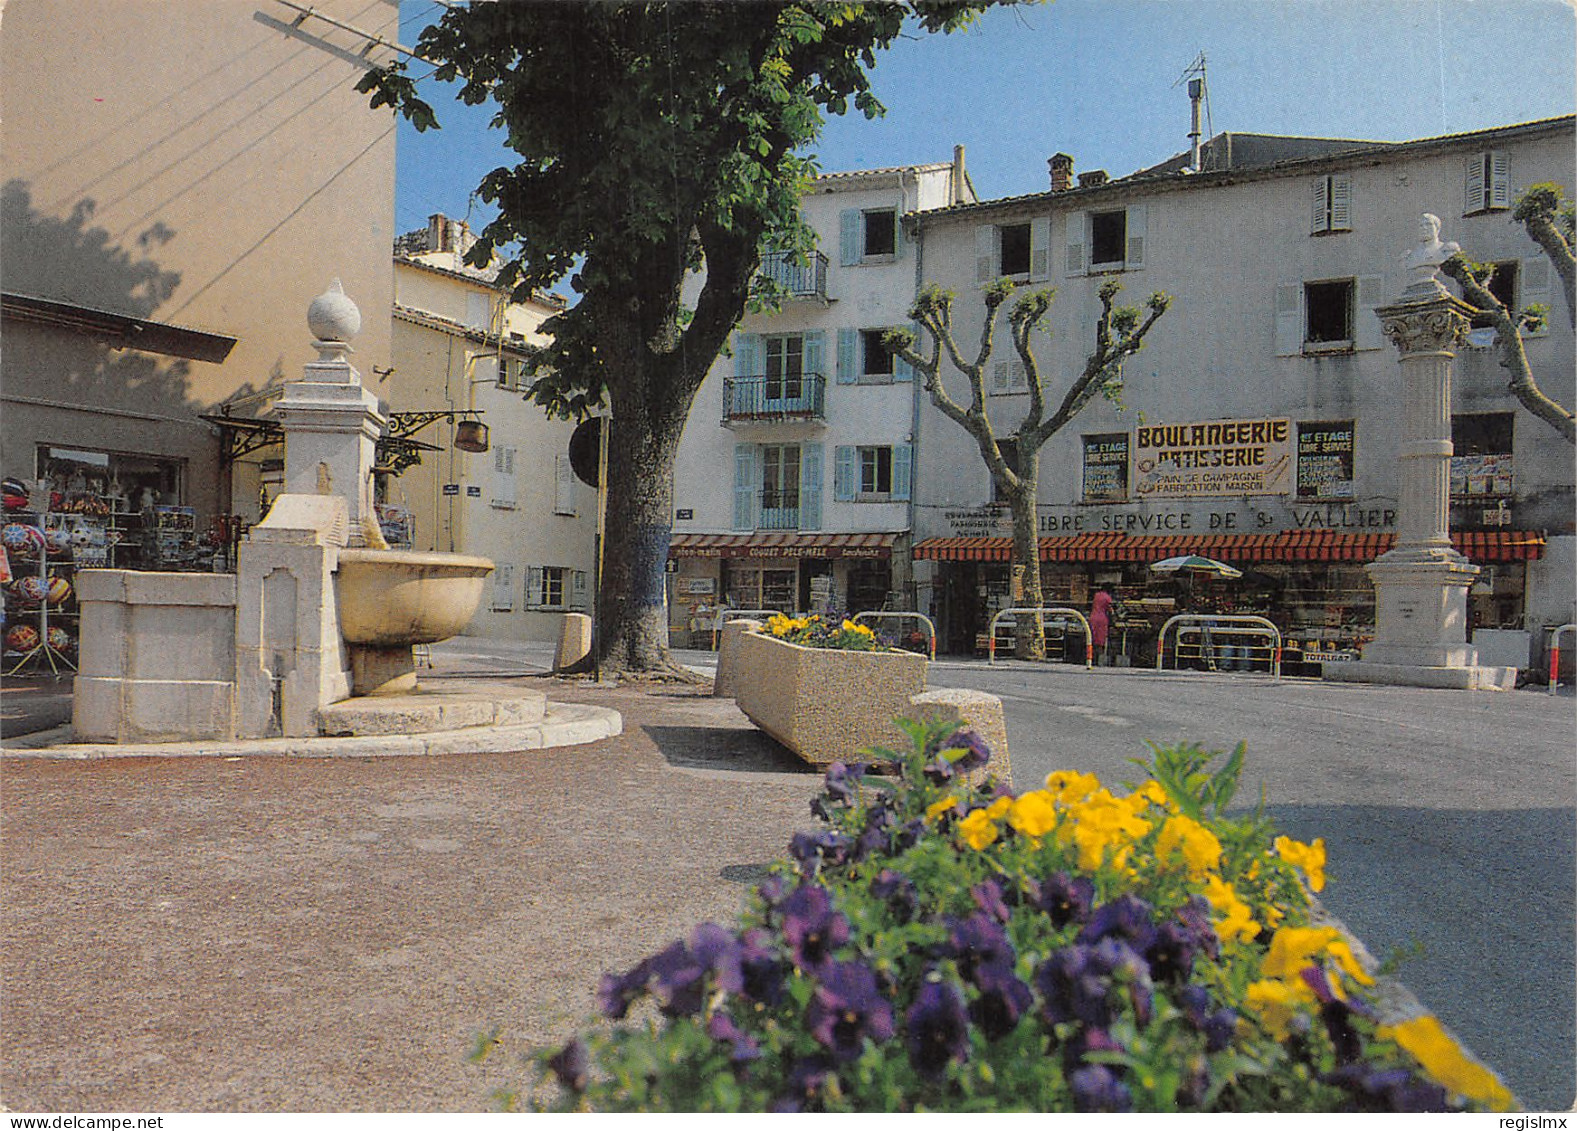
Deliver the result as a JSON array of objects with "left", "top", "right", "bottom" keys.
[{"left": 0, "top": 702, "right": 622, "bottom": 761}]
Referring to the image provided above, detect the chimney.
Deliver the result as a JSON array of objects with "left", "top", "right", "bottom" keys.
[
  {"left": 1048, "top": 153, "right": 1074, "bottom": 192},
  {"left": 1078, "top": 170, "right": 1109, "bottom": 188},
  {"left": 952, "top": 144, "right": 967, "bottom": 205}
]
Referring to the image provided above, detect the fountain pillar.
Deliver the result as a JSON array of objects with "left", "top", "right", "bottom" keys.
[
  {"left": 271, "top": 279, "right": 385, "bottom": 545},
  {"left": 1324, "top": 215, "right": 1516, "bottom": 691}
]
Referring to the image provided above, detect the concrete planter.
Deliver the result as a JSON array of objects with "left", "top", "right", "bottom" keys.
[{"left": 733, "top": 630, "right": 929, "bottom": 767}]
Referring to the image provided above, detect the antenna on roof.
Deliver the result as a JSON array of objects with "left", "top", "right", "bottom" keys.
[{"left": 1174, "top": 53, "right": 1212, "bottom": 173}]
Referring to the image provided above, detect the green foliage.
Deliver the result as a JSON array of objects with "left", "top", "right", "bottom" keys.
[
  {"left": 510, "top": 723, "right": 1505, "bottom": 1113},
  {"left": 361, "top": 2, "right": 1014, "bottom": 417},
  {"left": 1512, "top": 182, "right": 1575, "bottom": 244}
]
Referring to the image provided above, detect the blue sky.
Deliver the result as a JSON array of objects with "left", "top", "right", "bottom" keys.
[{"left": 393, "top": 0, "right": 1575, "bottom": 236}]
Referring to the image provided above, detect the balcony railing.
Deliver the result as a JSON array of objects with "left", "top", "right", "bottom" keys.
[
  {"left": 755, "top": 494, "right": 801, "bottom": 530},
  {"left": 759, "top": 250, "right": 829, "bottom": 301},
  {"left": 723, "top": 373, "right": 827, "bottom": 426}
]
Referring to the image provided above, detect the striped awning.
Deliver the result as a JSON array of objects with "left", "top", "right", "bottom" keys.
[
  {"left": 669, "top": 531, "right": 900, "bottom": 560},
  {"left": 913, "top": 529, "right": 1546, "bottom": 564}
]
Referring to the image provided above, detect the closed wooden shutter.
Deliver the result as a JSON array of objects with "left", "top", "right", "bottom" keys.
[
  {"left": 1329, "top": 174, "right": 1352, "bottom": 231},
  {"left": 490, "top": 445, "right": 517, "bottom": 508},
  {"left": 491, "top": 563, "right": 515, "bottom": 611},
  {"left": 732, "top": 444, "right": 756, "bottom": 530},
  {"left": 554, "top": 454, "right": 577, "bottom": 516},
  {"left": 1029, "top": 216, "right": 1050, "bottom": 281},
  {"left": 892, "top": 444, "right": 912, "bottom": 501},
  {"left": 976, "top": 225, "right": 996, "bottom": 282},
  {"left": 1064, "top": 211, "right": 1086, "bottom": 276},
  {"left": 1124, "top": 205, "right": 1147, "bottom": 270},
  {"left": 839, "top": 209, "right": 862, "bottom": 265},
  {"left": 799, "top": 443, "right": 823, "bottom": 531},
  {"left": 834, "top": 445, "right": 856, "bottom": 501},
  {"left": 1354, "top": 275, "right": 1385, "bottom": 351},
  {"left": 1275, "top": 284, "right": 1303, "bottom": 357}
]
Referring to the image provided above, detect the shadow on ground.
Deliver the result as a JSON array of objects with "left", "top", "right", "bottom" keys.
[
  {"left": 1262, "top": 802, "right": 1576, "bottom": 1111},
  {"left": 643, "top": 723, "right": 815, "bottom": 776}
]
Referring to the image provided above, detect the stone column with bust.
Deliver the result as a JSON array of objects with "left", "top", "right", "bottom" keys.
[{"left": 1325, "top": 215, "right": 1516, "bottom": 691}]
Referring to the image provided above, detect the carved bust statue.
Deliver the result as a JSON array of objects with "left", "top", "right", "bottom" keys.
[{"left": 1403, "top": 213, "right": 1460, "bottom": 288}]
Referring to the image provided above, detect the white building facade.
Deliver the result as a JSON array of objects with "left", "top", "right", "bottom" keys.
[
  {"left": 910, "top": 117, "right": 1574, "bottom": 670},
  {"left": 666, "top": 157, "right": 974, "bottom": 644},
  {"left": 388, "top": 216, "right": 598, "bottom": 642}
]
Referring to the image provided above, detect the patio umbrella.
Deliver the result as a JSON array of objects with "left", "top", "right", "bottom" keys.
[{"left": 1147, "top": 554, "right": 1243, "bottom": 579}]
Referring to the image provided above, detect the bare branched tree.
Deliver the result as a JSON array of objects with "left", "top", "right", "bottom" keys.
[
  {"left": 1442, "top": 182, "right": 1575, "bottom": 444},
  {"left": 887, "top": 278, "right": 1170, "bottom": 658}
]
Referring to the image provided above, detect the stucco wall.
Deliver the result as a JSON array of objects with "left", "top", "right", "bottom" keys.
[
  {"left": 913, "top": 124, "right": 1576, "bottom": 539},
  {"left": 1, "top": 0, "right": 397, "bottom": 522}
]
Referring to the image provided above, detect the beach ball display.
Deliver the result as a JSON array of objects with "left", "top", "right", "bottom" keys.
[
  {"left": 44, "top": 527, "right": 73, "bottom": 554},
  {"left": 2, "top": 523, "right": 44, "bottom": 554},
  {"left": 46, "top": 626, "right": 73, "bottom": 652},
  {"left": 2, "top": 478, "right": 29, "bottom": 510},
  {"left": 46, "top": 574, "right": 72, "bottom": 605},
  {"left": 15, "top": 574, "right": 48, "bottom": 603},
  {"left": 5, "top": 623, "right": 39, "bottom": 653}
]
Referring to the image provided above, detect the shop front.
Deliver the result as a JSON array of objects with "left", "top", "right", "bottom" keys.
[
  {"left": 914, "top": 526, "right": 1546, "bottom": 672},
  {"left": 667, "top": 531, "right": 905, "bottom": 648}
]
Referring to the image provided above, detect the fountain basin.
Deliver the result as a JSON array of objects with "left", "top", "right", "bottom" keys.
[{"left": 335, "top": 548, "right": 494, "bottom": 694}]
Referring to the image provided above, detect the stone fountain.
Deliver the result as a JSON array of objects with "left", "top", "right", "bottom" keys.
[{"left": 73, "top": 283, "right": 497, "bottom": 741}]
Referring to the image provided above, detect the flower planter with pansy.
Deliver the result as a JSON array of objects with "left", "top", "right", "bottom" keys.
[
  {"left": 517, "top": 725, "right": 1516, "bottom": 1113},
  {"left": 731, "top": 615, "right": 929, "bottom": 767}
]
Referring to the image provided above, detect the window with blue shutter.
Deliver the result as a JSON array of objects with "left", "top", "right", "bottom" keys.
[
  {"left": 799, "top": 443, "right": 823, "bottom": 530},
  {"left": 839, "top": 209, "right": 862, "bottom": 265},
  {"left": 834, "top": 445, "right": 856, "bottom": 501},
  {"left": 893, "top": 444, "right": 913, "bottom": 501},
  {"left": 836, "top": 328, "right": 857, "bottom": 384},
  {"left": 732, "top": 444, "right": 756, "bottom": 530}
]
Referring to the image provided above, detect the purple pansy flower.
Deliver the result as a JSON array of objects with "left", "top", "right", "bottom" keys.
[
  {"left": 738, "top": 927, "right": 786, "bottom": 1006},
  {"left": 822, "top": 761, "right": 867, "bottom": 806},
  {"left": 939, "top": 729, "right": 992, "bottom": 773},
  {"left": 870, "top": 869, "right": 919, "bottom": 925},
  {"left": 1077, "top": 893, "right": 1158, "bottom": 954},
  {"left": 1178, "top": 983, "right": 1238, "bottom": 1054},
  {"left": 1321, "top": 1066, "right": 1454, "bottom": 1113},
  {"left": 807, "top": 960, "right": 895, "bottom": 1062},
  {"left": 1070, "top": 1064, "right": 1133, "bottom": 1112},
  {"left": 690, "top": 921, "right": 744, "bottom": 995},
  {"left": 1036, "top": 938, "right": 1152, "bottom": 1030},
  {"left": 645, "top": 940, "right": 707, "bottom": 1018},
  {"left": 969, "top": 960, "right": 1034, "bottom": 1041},
  {"left": 596, "top": 958, "right": 651, "bottom": 1020},
  {"left": 771, "top": 1055, "right": 837, "bottom": 1113},
  {"left": 1034, "top": 872, "right": 1095, "bottom": 930},
  {"left": 707, "top": 1011, "right": 762, "bottom": 1064},
  {"left": 1145, "top": 919, "right": 1200, "bottom": 983},
  {"left": 941, "top": 911, "right": 1017, "bottom": 982},
  {"left": 1174, "top": 895, "right": 1221, "bottom": 961},
  {"left": 970, "top": 878, "right": 1013, "bottom": 924},
  {"left": 789, "top": 830, "right": 853, "bottom": 874},
  {"left": 780, "top": 883, "right": 850, "bottom": 971},
  {"left": 904, "top": 978, "right": 971, "bottom": 1080},
  {"left": 546, "top": 1037, "right": 588, "bottom": 1093}
]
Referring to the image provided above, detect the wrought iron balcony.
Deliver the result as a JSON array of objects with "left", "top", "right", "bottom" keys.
[
  {"left": 758, "top": 250, "right": 830, "bottom": 301},
  {"left": 722, "top": 373, "right": 827, "bottom": 427},
  {"left": 754, "top": 493, "right": 802, "bottom": 530}
]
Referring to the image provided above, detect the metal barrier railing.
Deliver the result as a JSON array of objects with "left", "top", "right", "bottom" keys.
[
  {"left": 1549, "top": 623, "right": 1576, "bottom": 694},
  {"left": 852, "top": 610, "right": 937, "bottom": 661},
  {"left": 987, "top": 607, "right": 1094, "bottom": 668},
  {"left": 711, "top": 608, "right": 785, "bottom": 650},
  {"left": 1156, "top": 614, "right": 1282, "bottom": 679}
]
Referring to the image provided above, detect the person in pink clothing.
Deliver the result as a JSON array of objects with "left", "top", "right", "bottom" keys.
[{"left": 1090, "top": 587, "right": 1115, "bottom": 665}]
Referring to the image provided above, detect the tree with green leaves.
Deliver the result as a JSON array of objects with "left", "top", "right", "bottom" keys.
[
  {"left": 886, "top": 278, "right": 1169, "bottom": 659},
  {"left": 361, "top": 1, "right": 1012, "bottom": 674},
  {"left": 1442, "top": 183, "right": 1575, "bottom": 444}
]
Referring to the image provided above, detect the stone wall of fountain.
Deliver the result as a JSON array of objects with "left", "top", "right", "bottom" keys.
[{"left": 72, "top": 284, "right": 493, "bottom": 741}]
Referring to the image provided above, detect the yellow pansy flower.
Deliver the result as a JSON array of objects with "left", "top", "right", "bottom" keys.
[
  {"left": 1127, "top": 779, "right": 1172, "bottom": 812},
  {"left": 925, "top": 797, "right": 957, "bottom": 821},
  {"left": 1275, "top": 835, "right": 1327, "bottom": 893},
  {"left": 1155, "top": 813, "right": 1223, "bottom": 878},
  {"left": 958, "top": 807, "right": 1001, "bottom": 850},
  {"left": 1008, "top": 791, "right": 1059, "bottom": 839},
  {"left": 1202, "top": 875, "right": 1261, "bottom": 945},
  {"left": 1062, "top": 790, "right": 1153, "bottom": 872},
  {"left": 1379, "top": 1015, "right": 1515, "bottom": 1111},
  {"left": 1245, "top": 977, "right": 1315, "bottom": 1041},
  {"left": 1261, "top": 927, "right": 1373, "bottom": 986},
  {"left": 1044, "top": 770, "right": 1100, "bottom": 806}
]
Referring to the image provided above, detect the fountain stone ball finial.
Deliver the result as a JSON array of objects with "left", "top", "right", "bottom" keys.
[{"left": 308, "top": 278, "right": 362, "bottom": 344}]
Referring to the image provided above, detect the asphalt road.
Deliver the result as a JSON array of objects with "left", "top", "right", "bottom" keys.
[{"left": 921, "top": 658, "right": 1577, "bottom": 1111}]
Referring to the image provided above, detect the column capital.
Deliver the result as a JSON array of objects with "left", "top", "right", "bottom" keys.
[{"left": 1374, "top": 292, "right": 1477, "bottom": 358}]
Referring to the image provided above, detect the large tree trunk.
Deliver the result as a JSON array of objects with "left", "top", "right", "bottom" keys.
[
  {"left": 594, "top": 401, "right": 685, "bottom": 674},
  {"left": 1007, "top": 458, "right": 1045, "bottom": 661}
]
